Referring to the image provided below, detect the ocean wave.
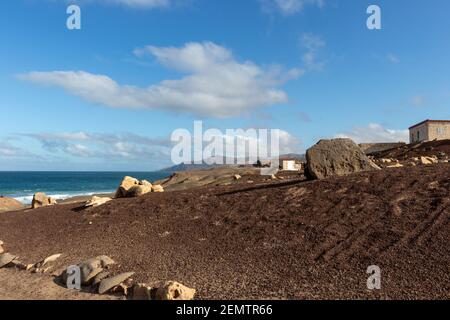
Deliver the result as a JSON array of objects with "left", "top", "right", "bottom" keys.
[{"left": 14, "top": 191, "right": 113, "bottom": 205}]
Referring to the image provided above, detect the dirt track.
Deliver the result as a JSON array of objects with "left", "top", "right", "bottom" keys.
[{"left": 0, "top": 164, "right": 449, "bottom": 299}]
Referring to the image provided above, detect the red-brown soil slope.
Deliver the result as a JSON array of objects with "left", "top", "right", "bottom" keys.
[{"left": 0, "top": 164, "right": 449, "bottom": 299}]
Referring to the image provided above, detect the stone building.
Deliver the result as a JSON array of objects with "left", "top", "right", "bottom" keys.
[{"left": 409, "top": 119, "right": 450, "bottom": 143}]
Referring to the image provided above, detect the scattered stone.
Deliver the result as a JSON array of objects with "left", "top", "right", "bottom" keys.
[
  {"left": 8, "top": 259, "right": 28, "bottom": 270},
  {"left": 31, "top": 192, "right": 57, "bottom": 209},
  {"left": 85, "top": 196, "right": 112, "bottom": 207},
  {"left": 305, "top": 138, "right": 380, "bottom": 180},
  {"left": 420, "top": 156, "right": 438, "bottom": 165},
  {"left": 152, "top": 185, "right": 164, "bottom": 193},
  {"left": 234, "top": 174, "right": 241, "bottom": 180},
  {"left": 114, "top": 176, "right": 140, "bottom": 198},
  {"left": 0, "top": 196, "right": 24, "bottom": 212},
  {"left": 155, "top": 281, "right": 196, "bottom": 301},
  {"left": 271, "top": 174, "right": 277, "bottom": 180},
  {"left": 126, "top": 185, "right": 152, "bottom": 198},
  {"left": 98, "top": 272, "right": 135, "bottom": 294},
  {"left": 115, "top": 176, "right": 156, "bottom": 198},
  {"left": 0, "top": 253, "right": 17, "bottom": 268},
  {"left": 132, "top": 283, "right": 153, "bottom": 300},
  {"left": 33, "top": 253, "right": 62, "bottom": 269},
  {"left": 0, "top": 246, "right": 3, "bottom": 254},
  {"left": 381, "top": 158, "right": 392, "bottom": 163},
  {"left": 92, "top": 271, "right": 110, "bottom": 287},
  {"left": 387, "top": 163, "right": 404, "bottom": 168},
  {"left": 61, "top": 255, "right": 115, "bottom": 285}
]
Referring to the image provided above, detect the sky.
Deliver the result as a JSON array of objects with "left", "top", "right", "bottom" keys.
[{"left": 1, "top": 0, "right": 450, "bottom": 171}]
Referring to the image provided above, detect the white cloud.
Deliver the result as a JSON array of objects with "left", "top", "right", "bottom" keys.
[
  {"left": 262, "top": 0, "right": 325, "bottom": 15},
  {"left": 19, "top": 42, "right": 300, "bottom": 118},
  {"left": 335, "top": 123, "right": 409, "bottom": 143},
  {"left": 23, "top": 132, "right": 172, "bottom": 161},
  {"left": 0, "top": 142, "right": 31, "bottom": 158},
  {"left": 75, "top": 0, "right": 170, "bottom": 8},
  {"left": 301, "top": 33, "right": 326, "bottom": 71}
]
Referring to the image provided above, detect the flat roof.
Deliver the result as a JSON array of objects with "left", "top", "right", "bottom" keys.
[{"left": 409, "top": 119, "right": 450, "bottom": 130}]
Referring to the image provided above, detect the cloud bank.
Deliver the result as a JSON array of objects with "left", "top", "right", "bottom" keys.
[
  {"left": 335, "top": 123, "right": 409, "bottom": 143},
  {"left": 19, "top": 42, "right": 301, "bottom": 118}
]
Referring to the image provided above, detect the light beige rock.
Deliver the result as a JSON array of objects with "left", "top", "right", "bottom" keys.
[
  {"left": 115, "top": 176, "right": 140, "bottom": 198},
  {"left": 61, "top": 255, "right": 115, "bottom": 285},
  {"left": 0, "top": 253, "right": 17, "bottom": 268},
  {"left": 420, "top": 156, "right": 437, "bottom": 165},
  {"left": 152, "top": 185, "right": 164, "bottom": 193},
  {"left": 0, "top": 197, "right": 24, "bottom": 212},
  {"left": 42, "top": 253, "right": 62, "bottom": 266},
  {"left": 140, "top": 180, "right": 153, "bottom": 187},
  {"left": 85, "top": 196, "right": 112, "bottom": 207},
  {"left": 127, "top": 185, "right": 152, "bottom": 197},
  {"left": 234, "top": 174, "right": 241, "bottom": 180},
  {"left": 155, "top": 281, "right": 196, "bottom": 301},
  {"left": 0, "top": 246, "right": 3, "bottom": 254},
  {"left": 98, "top": 272, "right": 135, "bottom": 294},
  {"left": 387, "top": 163, "right": 404, "bottom": 168},
  {"left": 31, "top": 192, "right": 57, "bottom": 209},
  {"left": 381, "top": 158, "right": 392, "bottom": 163}
]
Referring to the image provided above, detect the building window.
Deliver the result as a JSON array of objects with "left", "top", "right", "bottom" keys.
[{"left": 437, "top": 127, "right": 444, "bottom": 135}]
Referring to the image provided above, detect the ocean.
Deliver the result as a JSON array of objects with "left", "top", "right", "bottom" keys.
[{"left": 0, "top": 171, "right": 171, "bottom": 204}]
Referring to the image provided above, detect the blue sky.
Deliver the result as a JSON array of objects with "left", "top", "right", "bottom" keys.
[{"left": 1, "top": 0, "right": 450, "bottom": 171}]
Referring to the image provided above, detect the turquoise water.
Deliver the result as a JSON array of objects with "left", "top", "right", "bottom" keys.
[{"left": 0, "top": 171, "right": 171, "bottom": 204}]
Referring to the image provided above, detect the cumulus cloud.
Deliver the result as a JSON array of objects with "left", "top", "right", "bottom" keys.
[
  {"left": 0, "top": 142, "right": 30, "bottom": 157},
  {"left": 335, "top": 123, "right": 409, "bottom": 143},
  {"left": 73, "top": 0, "right": 170, "bottom": 8},
  {"left": 19, "top": 42, "right": 301, "bottom": 118},
  {"left": 22, "top": 132, "right": 172, "bottom": 161},
  {"left": 262, "top": 0, "right": 325, "bottom": 15}
]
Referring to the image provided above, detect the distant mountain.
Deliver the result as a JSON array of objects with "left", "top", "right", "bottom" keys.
[{"left": 159, "top": 154, "right": 305, "bottom": 172}]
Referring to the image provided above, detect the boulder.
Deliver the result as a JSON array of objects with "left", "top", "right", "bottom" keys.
[
  {"left": 31, "top": 192, "right": 57, "bottom": 209},
  {"left": 132, "top": 283, "right": 153, "bottom": 300},
  {"left": 305, "top": 138, "right": 381, "bottom": 180},
  {"left": 126, "top": 185, "right": 152, "bottom": 198},
  {"left": 155, "top": 281, "right": 196, "bottom": 301},
  {"left": 0, "top": 253, "right": 17, "bottom": 268},
  {"left": 98, "top": 272, "right": 135, "bottom": 294},
  {"left": 420, "top": 156, "right": 438, "bottom": 165},
  {"left": 387, "top": 163, "right": 404, "bottom": 168},
  {"left": 114, "top": 176, "right": 140, "bottom": 198},
  {"left": 62, "top": 255, "right": 115, "bottom": 286},
  {"left": 85, "top": 196, "right": 112, "bottom": 207},
  {"left": 234, "top": 174, "right": 242, "bottom": 180},
  {"left": 152, "top": 185, "right": 164, "bottom": 193},
  {"left": 0, "top": 197, "right": 24, "bottom": 213},
  {"left": 115, "top": 177, "right": 155, "bottom": 198}
]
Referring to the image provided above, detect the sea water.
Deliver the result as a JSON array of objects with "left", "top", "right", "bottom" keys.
[{"left": 0, "top": 171, "right": 170, "bottom": 204}]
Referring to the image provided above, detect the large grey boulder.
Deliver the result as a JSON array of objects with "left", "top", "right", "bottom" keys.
[{"left": 306, "top": 138, "right": 380, "bottom": 180}]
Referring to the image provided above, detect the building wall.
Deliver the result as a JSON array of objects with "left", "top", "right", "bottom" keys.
[
  {"left": 410, "top": 122, "right": 450, "bottom": 143},
  {"left": 427, "top": 122, "right": 450, "bottom": 141},
  {"left": 409, "top": 123, "right": 429, "bottom": 143}
]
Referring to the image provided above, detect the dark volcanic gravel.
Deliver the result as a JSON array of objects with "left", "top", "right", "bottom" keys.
[{"left": 0, "top": 164, "right": 449, "bottom": 299}]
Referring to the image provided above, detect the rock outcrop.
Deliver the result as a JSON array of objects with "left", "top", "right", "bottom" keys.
[
  {"left": 85, "top": 196, "right": 112, "bottom": 208},
  {"left": 61, "top": 255, "right": 115, "bottom": 286},
  {"left": 155, "top": 281, "right": 196, "bottom": 300},
  {"left": 0, "top": 197, "right": 24, "bottom": 213},
  {"left": 306, "top": 138, "right": 380, "bottom": 180},
  {"left": 31, "top": 192, "right": 57, "bottom": 209},
  {"left": 115, "top": 177, "right": 154, "bottom": 198}
]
